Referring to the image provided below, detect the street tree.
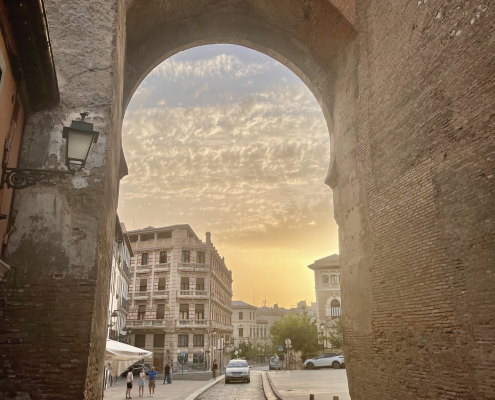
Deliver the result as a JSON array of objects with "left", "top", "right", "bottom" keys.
[
  {"left": 270, "top": 311, "right": 319, "bottom": 358},
  {"left": 325, "top": 316, "right": 343, "bottom": 349}
]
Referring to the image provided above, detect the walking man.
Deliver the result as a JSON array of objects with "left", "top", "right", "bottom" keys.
[
  {"left": 126, "top": 369, "right": 133, "bottom": 400},
  {"left": 163, "top": 363, "right": 172, "bottom": 384},
  {"left": 212, "top": 359, "right": 218, "bottom": 379},
  {"left": 148, "top": 366, "right": 157, "bottom": 397}
]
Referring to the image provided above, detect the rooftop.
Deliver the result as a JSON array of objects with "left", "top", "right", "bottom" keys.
[
  {"left": 307, "top": 254, "right": 340, "bottom": 271},
  {"left": 232, "top": 300, "right": 257, "bottom": 310}
]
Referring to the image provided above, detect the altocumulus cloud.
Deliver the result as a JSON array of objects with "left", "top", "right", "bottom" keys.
[{"left": 120, "top": 45, "right": 333, "bottom": 250}]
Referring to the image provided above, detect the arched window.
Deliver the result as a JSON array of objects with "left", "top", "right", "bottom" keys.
[{"left": 330, "top": 299, "right": 341, "bottom": 319}]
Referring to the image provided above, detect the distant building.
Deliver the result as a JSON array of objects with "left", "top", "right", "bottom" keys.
[
  {"left": 232, "top": 301, "right": 269, "bottom": 348},
  {"left": 307, "top": 254, "right": 341, "bottom": 324},
  {"left": 107, "top": 217, "right": 133, "bottom": 343},
  {"left": 126, "top": 225, "right": 234, "bottom": 372}
]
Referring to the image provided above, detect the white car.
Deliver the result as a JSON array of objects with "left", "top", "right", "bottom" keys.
[
  {"left": 269, "top": 356, "right": 281, "bottom": 370},
  {"left": 304, "top": 353, "right": 345, "bottom": 370},
  {"left": 225, "top": 359, "right": 251, "bottom": 383}
]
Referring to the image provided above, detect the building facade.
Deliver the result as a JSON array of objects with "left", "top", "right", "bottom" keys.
[
  {"left": 107, "top": 218, "right": 133, "bottom": 342},
  {"left": 232, "top": 301, "right": 269, "bottom": 348},
  {"left": 126, "top": 225, "right": 233, "bottom": 372},
  {"left": 307, "top": 254, "right": 341, "bottom": 325}
]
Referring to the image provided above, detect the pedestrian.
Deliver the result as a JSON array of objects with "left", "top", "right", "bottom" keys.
[
  {"left": 163, "top": 363, "right": 172, "bottom": 384},
  {"left": 126, "top": 369, "right": 133, "bottom": 400},
  {"left": 212, "top": 359, "right": 218, "bottom": 379},
  {"left": 138, "top": 368, "right": 146, "bottom": 397},
  {"left": 148, "top": 366, "right": 156, "bottom": 397}
]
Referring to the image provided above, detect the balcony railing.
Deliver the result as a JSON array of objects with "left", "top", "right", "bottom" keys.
[
  {"left": 177, "top": 290, "right": 209, "bottom": 298},
  {"left": 127, "top": 319, "right": 172, "bottom": 328},
  {"left": 119, "top": 297, "right": 129, "bottom": 313},
  {"left": 211, "top": 320, "right": 234, "bottom": 332},
  {"left": 175, "top": 319, "right": 209, "bottom": 327},
  {"left": 154, "top": 263, "right": 170, "bottom": 272},
  {"left": 178, "top": 263, "right": 209, "bottom": 272},
  {"left": 134, "top": 238, "right": 173, "bottom": 250},
  {"left": 133, "top": 291, "right": 150, "bottom": 300},
  {"left": 154, "top": 290, "right": 169, "bottom": 298},
  {"left": 135, "top": 264, "right": 151, "bottom": 273},
  {"left": 122, "top": 262, "right": 131, "bottom": 279}
]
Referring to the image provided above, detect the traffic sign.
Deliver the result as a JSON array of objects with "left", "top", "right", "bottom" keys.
[
  {"left": 181, "top": 351, "right": 186, "bottom": 356},
  {"left": 278, "top": 345, "right": 284, "bottom": 352}
]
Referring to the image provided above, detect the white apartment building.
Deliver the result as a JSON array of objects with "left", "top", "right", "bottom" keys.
[
  {"left": 307, "top": 254, "right": 341, "bottom": 324},
  {"left": 232, "top": 301, "right": 269, "bottom": 347},
  {"left": 107, "top": 217, "right": 133, "bottom": 343},
  {"left": 126, "top": 225, "right": 234, "bottom": 372}
]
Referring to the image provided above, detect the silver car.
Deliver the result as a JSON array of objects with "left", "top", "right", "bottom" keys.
[{"left": 225, "top": 359, "right": 251, "bottom": 384}]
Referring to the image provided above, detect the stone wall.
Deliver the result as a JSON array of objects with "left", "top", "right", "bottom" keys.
[{"left": 337, "top": 1, "right": 495, "bottom": 398}]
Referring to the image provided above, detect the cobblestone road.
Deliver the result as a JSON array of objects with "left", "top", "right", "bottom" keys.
[{"left": 196, "top": 371, "right": 266, "bottom": 400}]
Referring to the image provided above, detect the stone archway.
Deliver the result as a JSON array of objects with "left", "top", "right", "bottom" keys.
[{"left": 1, "top": 0, "right": 494, "bottom": 399}]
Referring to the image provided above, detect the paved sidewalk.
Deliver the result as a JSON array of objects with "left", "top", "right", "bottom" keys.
[
  {"left": 267, "top": 370, "right": 350, "bottom": 400},
  {"left": 104, "top": 379, "right": 211, "bottom": 400}
]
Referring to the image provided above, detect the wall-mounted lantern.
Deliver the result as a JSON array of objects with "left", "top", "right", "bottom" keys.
[{"left": 1, "top": 112, "right": 99, "bottom": 189}]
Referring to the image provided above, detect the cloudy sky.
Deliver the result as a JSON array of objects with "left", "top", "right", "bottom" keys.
[{"left": 119, "top": 45, "right": 339, "bottom": 308}]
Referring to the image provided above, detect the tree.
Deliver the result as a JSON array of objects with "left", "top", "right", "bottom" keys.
[
  {"left": 270, "top": 311, "right": 320, "bottom": 358},
  {"left": 325, "top": 316, "right": 343, "bottom": 349}
]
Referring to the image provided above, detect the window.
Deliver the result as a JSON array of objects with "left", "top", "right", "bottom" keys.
[
  {"left": 156, "top": 304, "right": 165, "bottom": 319},
  {"left": 135, "top": 334, "right": 145, "bottom": 348},
  {"left": 239, "top": 312, "right": 243, "bottom": 320},
  {"left": 180, "top": 277, "right": 189, "bottom": 291},
  {"left": 158, "top": 277, "right": 166, "bottom": 290},
  {"left": 139, "top": 279, "right": 147, "bottom": 292},
  {"left": 157, "top": 231, "right": 172, "bottom": 239},
  {"left": 179, "top": 304, "right": 189, "bottom": 320},
  {"left": 193, "top": 334, "right": 204, "bottom": 346},
  {"left": 138, "top": 305, "right": 146, "bottom": 320},
  {"left": 182, "top": 250, "right": 190, "bottom": 263},
  {"left": 196, "top": 278, "right": 205, "bottom": 291},
  {"left": 159, "top": 251, "right": 167, "bottom": 264},
  {"left": 331, "top": 299, "right": 341, "bottom": 319},
  {"left": 197, "top": 251, "right": 205, "bottom": 264},
  {"left": 239, "top": 327, "right": 244, "bottom": 337},
  {"left": 195, "top": 304, "right": 204, "bottom": 320},
  {"left": 129, "top": 235, "right": 138, "bottom": 242},
  {"left": 141, "top": 234, "right": 154, "bottom": 241},
  {"left": 322, "top": 275, "right": 329, "bottom": 283},
  {"left": 154, "top": 334, "right": 165, "bottom": 347},
  {"left": 141, "top": 253, "right": 149, "bottom": 265},
  {"left": 330, "top": 275, "right": 338, "bottom": 283},
  {"left": 178, "top": 334, "right": 189, "bottom": 347}
]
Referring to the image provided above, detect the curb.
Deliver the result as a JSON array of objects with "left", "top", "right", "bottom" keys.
[
  {"left": 264, "top": 372, "right": 284, "bottom": 400},
  {"left": 183, "top": 375, "right": 225, "bottom": 400}
]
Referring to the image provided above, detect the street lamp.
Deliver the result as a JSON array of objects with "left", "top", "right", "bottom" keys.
[
  {"left": 1, "top": 112, "right": 99, "bottom": 189},
  {"left": 319, "top": 323, "right": 325, "bottom": 353}
]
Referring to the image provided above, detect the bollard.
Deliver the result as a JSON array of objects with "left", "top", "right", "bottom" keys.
[{"left": 309, "top": 395, "right": 315, "bottom": 400}]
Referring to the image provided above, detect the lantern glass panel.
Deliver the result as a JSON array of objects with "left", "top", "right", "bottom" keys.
[{"left": 67, "top": 130, "right": 94, "bottom": 162}]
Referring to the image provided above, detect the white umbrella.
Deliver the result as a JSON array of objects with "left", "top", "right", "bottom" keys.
[{"left": 105, "top": 339, "right": 153, "bottom": 377}]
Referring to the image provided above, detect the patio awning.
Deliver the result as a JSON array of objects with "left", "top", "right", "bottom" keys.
[{"left": 105, "top": 339, "right": 153, "bottom": 377}]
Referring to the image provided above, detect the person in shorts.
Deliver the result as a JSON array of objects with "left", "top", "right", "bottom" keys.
[
  {"left": 138, "top": 368, "right": 146, "bottom": 397},
  {"left": 126, "top": 369, "right": 133, "bottom": 399},
  {"left": 148, "top": 366, "right": 157, "bottom": 397}
]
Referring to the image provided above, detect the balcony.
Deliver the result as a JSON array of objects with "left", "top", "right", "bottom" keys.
[
  {"left": 135, "top": 264, "right": 151, "bottom": 273},
  {"left": 154, "top": 263, "right": 170, "bottom": 272},
  {"left": 128, "top": 319, "right": 171, "bottom": 328},
  {"left": 118, "top": 297, "right": 129, "bottom": 313},
  {"left": 133, "top": 291, "right": 150, "bottom": 300},
  {"left": 154, "top": 290, "right": 169, "bottom": 299},
  {"left": 178, "top": 263, "right": 209, "bottom": 272},
  {"left": 122, "top": 262, "right": 132, "bottom": 280},
  {"left": 134, "top": 238, "right": 173, "bottom": 250},
  {"left": 177, "top": 290, "right": 209, "bottom": 299},
  {"left": 175, "top": 319, "right": 209, "bottom": 328},
  {"left": 211, "top": 320, "right": 234, "bottom": 332}
]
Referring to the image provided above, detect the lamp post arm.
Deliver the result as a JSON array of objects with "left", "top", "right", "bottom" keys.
[{"left": 1, "top": 164, "right": 75, "bottom": 190}]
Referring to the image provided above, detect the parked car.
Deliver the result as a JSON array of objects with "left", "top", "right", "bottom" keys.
[
  {"left": 269, "top": 356, "right": 281, "bottom": 370},
  {"left": 120, "top": 363, "right": 151, "bottom": 377},
  {"left": 304, "top": 353, "right": 345, "bottom": 370},
  {"left": 225, "top": 359, "right": 251, "bottom": 384}
]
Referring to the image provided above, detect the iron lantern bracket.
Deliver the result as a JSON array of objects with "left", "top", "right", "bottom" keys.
[{"left": 1, "top": 162, "right": 75, "bottom": 190}]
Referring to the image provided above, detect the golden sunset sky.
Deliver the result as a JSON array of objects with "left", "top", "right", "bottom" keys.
[{"left": 118, "top": 45, "right": 339, "bottom": 308}]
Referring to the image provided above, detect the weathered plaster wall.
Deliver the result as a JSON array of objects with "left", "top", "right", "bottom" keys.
[{"left": 0, "top": 0, "right": 126, "bottom": 399}]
